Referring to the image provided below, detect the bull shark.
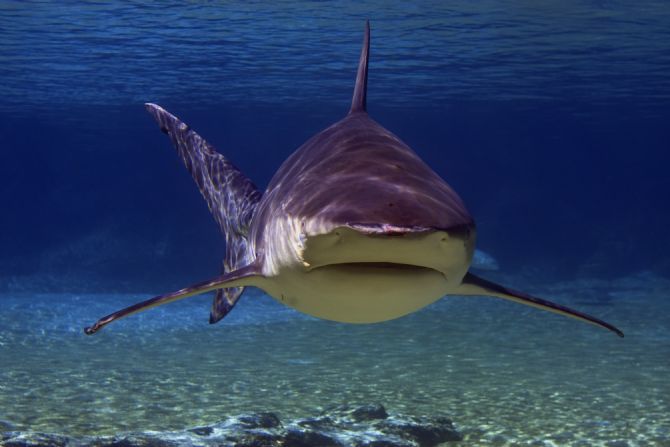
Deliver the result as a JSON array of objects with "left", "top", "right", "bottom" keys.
[{"left": 84, "top": 22, "right": 623, "bottom": 337}]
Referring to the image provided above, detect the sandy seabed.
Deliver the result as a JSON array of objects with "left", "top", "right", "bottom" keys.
[{"left": 1, "top": 273, "right": 668, "bottom": 446}]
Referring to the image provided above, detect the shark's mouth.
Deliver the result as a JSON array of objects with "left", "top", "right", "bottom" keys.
[
  {"left": 301, "top": 224, "right": 475, "bottom": 281},
  {"left": 337, "top": 262, "right": 433, "bottom": 270},
  {"left": 311, "top": 261, "right": 438, "bottom": 276}
]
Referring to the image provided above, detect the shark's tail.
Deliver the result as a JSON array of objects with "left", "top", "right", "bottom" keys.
[{"left": 145, "top": 103, "right": 262, "bottom": 323}]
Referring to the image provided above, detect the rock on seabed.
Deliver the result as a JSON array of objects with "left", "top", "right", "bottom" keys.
[{"left": 0, "top": 404, "right": 462, "bottom": 447}]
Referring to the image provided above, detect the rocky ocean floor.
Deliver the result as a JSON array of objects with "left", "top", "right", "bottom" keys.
[
  {"left": 1, "top": 272, "right": 669, "bottom": 446},
  {"left": 1, "top": 404, "right": 462, "bottom": 447}
]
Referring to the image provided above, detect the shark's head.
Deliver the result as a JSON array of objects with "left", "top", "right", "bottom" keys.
[{"left": 252, "top": 22, "right": 474, "bottom": 283}]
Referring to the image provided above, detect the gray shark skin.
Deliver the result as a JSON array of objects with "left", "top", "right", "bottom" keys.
[{"left": 84, "top": 22, "right": 623, "bottom": 337}]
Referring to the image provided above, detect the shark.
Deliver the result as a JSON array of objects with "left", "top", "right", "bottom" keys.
[{"left": 84, "top": 22, "right": 623, "bottom": 337}]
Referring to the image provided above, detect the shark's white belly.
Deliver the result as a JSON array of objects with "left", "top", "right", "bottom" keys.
[{"left": 262, "top": 263, "right": 454, "bottom": 323}]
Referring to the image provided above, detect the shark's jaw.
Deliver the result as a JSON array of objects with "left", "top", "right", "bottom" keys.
[
  {"left": 260, "top": 224, "right": 476, "bottom": 323},
  {"left": 302, "top": 225, "right": 475, "bottom": 276}
]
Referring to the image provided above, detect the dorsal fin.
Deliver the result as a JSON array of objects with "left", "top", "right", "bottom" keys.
[{"left": 349, "top": 20, "right": 370, "bottom": 114}]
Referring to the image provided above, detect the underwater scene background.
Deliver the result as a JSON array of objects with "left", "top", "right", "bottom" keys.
[{"left": 1, "top": 1, "right": 669, "bottom": 446}]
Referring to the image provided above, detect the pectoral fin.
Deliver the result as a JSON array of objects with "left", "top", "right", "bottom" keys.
[
  {"left": 456, "top": 273, "right": 624, "bottom": 337},
  {"left": 84, "top": 264, "right": 263, "bottom": 335}
]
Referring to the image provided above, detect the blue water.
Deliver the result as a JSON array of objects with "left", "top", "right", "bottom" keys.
[{"left": 1, "top": 1, "right": 669, "bottom": 446}]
